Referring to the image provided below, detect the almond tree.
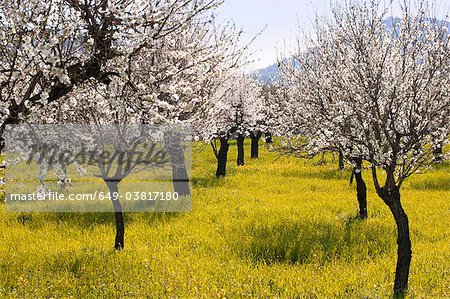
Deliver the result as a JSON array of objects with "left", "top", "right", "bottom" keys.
[
  {"left": 0, "top": 0, "right": 221, "bottom": 147},
  {"left": 1, "top": 0, "right": 244, "bottom": 196},
  {"left": 25, "top": 3, "right": 250, "bottom": 249},
  {"left": 277, "top": 51, "right": 370, "bottom": 218},
  {"left": 279, "top": 0, "right": 450, "bottom": 296},
  {"left": 3, "top": 0, "right": 238, "bottom": 250}
]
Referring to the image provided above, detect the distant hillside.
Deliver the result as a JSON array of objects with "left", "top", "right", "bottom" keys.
[{"left": 253, "top": 63, "right": 280, "bottom": 84}]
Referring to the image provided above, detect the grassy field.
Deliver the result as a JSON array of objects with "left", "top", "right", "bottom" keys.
[{"left": 0, "top": 140, "right": 449, "bottom": 298}]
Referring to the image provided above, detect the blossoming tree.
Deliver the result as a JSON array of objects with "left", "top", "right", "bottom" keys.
[
  {"left": 0, "top": 0, "right": 222, "bottom": 146},
  {"left": 278, "top": 0, "right": 450, "bottom": 296},
  {"left": 4, "top": 0, "right": 247, "bottom": 250}
]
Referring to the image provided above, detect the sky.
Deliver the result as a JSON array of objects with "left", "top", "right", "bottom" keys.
[{"left": 216, "top": 0, "right": 450, "bottom": 71}]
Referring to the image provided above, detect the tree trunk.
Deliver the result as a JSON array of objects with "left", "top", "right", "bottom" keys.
[
  {"left": 265, "top": 132, "right": 273, "bottom": 143},
  {"left": 237, "top": 134, "right": 245, "bottom": 166},
  {"left": 338, "top": 151, "right": 345, "bottom": 171},
  {"left": 353, "top": 158, "right": 367, "bottom": 219},
  {"left": 381, "top": 187, "right": 412, "bottom": 298},
  {"left": 164, "top": 135, "right": 190, "bottom": 197},
  {"left": 216, "top": 138, "right": 229, "bottom": 177},
  {"left": 250, "top": 131, "right": 262, "bottom": 159},
  {"left": 106, "top": 180, "right": 125, "bottom": 250},
  {"left": 433, "top": 142, "right": 443, "bottom": 164}
]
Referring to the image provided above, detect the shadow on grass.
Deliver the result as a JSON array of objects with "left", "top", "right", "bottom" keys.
[
  {"left": 409, "top": 176, "right": 450, "bottom": 191},
  {"left": 432, "top": 160, "right": 450, "bottom": 171},
  {"left": 192, "top": 175, "right": 228, "bottom": 189},
  {"left": 279, "top": 168, "right": 351, "bottom": 181},
  {"left": 240, "top": 217, "right": 394, "bottom": 265},
  {"left": 14, "top": 211, "right": 184, "bottom": 229}
]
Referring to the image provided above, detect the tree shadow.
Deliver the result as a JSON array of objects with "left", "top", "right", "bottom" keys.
[
  {"left": 409, "top": 176, "right": 450, "bottom": 191},
  {"left": 240, "top": 217, "right": 395, "bottom": 265},
  {"left": 14, "top": 210, "right": 184, "bottom": 230},
  {"left": 278, "top": 168, "right": 351, "bottom": 181},
  {"left": 191, "top": 175, "right": 228, "bottom": 189}
]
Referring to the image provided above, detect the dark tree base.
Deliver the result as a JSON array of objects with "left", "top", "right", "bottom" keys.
[
  {"left": 250, "top": 131, "right": 262, "bottom": 159},
  {"left": 338, "top": 151, "right": 345, "bottom": 171},
  {"left": 216, "top": 138, "right": 229, "bottom": 177},
  {"left": 352, "top": 158, "right": 367, "bottom": 219},
  {"left": 433, "top": 146, "right": 443, "bottom": 164},
  {"left": 164, "top": 134, "right": 191, "bottom": 197},
  {"left": 237, "top": 135, "right": 245, "bottom": 166},
  {"left": 378, "top": 186, "right": 412, "bottom": 297},
  {"left": 106, "top": 181, "right": 125, "bottom": 250}
]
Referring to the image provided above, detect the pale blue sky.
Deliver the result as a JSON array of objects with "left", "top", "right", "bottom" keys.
[{"left": 216, "top": 0, "right": 449, "bottom": 70}]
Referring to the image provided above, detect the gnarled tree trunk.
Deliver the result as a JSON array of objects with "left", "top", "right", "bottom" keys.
[
  {"left": 378, "top": 186, "right": 412, "bottom": 298},
  {"left": 351, "top": 158, "right": 367, "bottom": 219},
  {"left": 250, "top": 131, "right": 261, "bottom": 159},
  {"left": 106, "top": 180, "right": 124, "bottom": 250},
  {"left": 237, "top": 134, "right": 245, "bottom": 166},
  {"left": 433, "top": 142, "right": 443, "bottom": 164},
  {"left": 216, "top": 138, "right": 229, "bottom": 177},
  {"left": 164, "top": 135, "right": 190, "bottom": 197},
  {"left": 338, "top": 151, "right": 345, "bottom": 171}
]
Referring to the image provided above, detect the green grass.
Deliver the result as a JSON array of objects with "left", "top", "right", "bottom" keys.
[{"left": 0, "top": 140, "right": 449, "bottom": 298}]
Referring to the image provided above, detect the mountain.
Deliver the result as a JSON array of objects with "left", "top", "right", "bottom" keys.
[{"left": 253, "top": 63, "right": 280, "bottom": 84}]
